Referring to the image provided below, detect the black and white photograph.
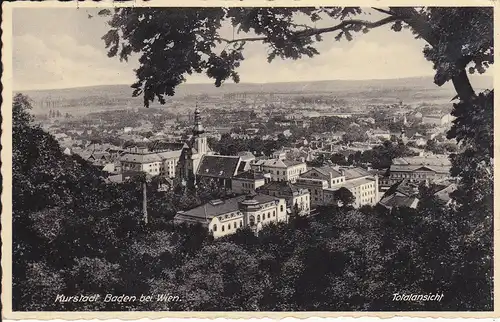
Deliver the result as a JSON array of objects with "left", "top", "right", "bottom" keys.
[{"left": 3, "top": 2, "right": 495, "bottom": 315}]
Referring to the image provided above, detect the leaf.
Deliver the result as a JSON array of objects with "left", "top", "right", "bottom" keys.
[
  {"left": 98, "top": 9, "right": 112, "bottom": 16},
  {"left": 344, "top": 30, "right": 353, "bottom": 42},
  {"left": 334, "top": 31, "right": 343, "bottom": 41}
]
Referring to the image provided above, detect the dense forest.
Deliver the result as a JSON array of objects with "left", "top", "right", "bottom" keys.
[{"left": 12, "top": 89, "right": 493, "bottom": 311}]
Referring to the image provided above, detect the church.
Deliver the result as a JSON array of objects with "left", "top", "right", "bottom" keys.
[{"left": 175, "top": 107, "right": 213, "bottom": 186}]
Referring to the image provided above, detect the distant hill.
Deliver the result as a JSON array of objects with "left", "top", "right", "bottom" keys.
[{"left": 19, "top": 75, "right": 493, "bottom": 114}]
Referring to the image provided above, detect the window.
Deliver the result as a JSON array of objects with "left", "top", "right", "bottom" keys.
[
  {"left": 228, "top": 224, "right": 231, "bottom": 230},
  {"left": 268, "top": 212, "right": 271, "bottom": 219},
  {"left": 240, "top": 220, "right": 243, "bottom": 227},
  {"left": 234, "top": 222, "right": 237, "bottom": 229},
  {"left": 213, "top": 224, "right": 217, "bottom": 232},
  {"left": 280, "top": 205, "right": 284, "bottom": 212},
  {"left": 222, "top": 225, "right": 225, "bottom": 232},
  {"left": 257, "top": 215, "right": 261, "bottom": 222},
  {"left": 273, "top": 211, "right": 276, "bottom": 217}
]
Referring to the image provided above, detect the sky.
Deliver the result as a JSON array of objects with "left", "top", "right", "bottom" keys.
[{"left": 12, "top": 7, "right": 491, "bottom": 91}]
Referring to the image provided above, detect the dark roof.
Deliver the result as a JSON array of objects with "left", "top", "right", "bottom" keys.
[
  {"left": 197, "top": 155, "right": 241, "bottom": 179},
  {"left": 177, "top": 194, "right": 279, "bottom": 220},
  {"left": 379, "top": 195, "right": 419, "bottom": 210},
  {"left": 383, "top": 179, "right": 415, "bottom": 198}
]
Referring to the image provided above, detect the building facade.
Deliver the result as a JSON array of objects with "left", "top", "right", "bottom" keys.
[
  {"left": 250, "top": 159, "right": 307, "bottom": 182},
  {"left": 174, "top": 193, "right": 288, "bottom": 238},
  {"left": 296, "top": 166, "right": 379, "bottom": 208},
  {"left": 389, "top": 155, "right": 451, "bottom": 184}
]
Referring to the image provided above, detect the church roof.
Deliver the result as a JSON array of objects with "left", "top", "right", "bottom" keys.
[{"left": 197, "top": 155, "right": 241, "bottom": 179}]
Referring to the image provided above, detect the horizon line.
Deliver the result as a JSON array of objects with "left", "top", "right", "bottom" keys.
[{"left": 13, "top": 74, "right": 478, "bottom": 92}]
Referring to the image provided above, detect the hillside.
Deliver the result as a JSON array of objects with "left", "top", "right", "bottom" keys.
[{"left": 19, "top": 75, "right": 493, "bottom": 115}]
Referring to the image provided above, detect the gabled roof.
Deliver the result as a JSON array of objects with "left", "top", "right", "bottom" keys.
[
  {"left": 316, "top": 166, "right": 343, "bottom": 178},
  {"left": 197, "top": 155, "right": 241, "bottom": 179},
  {"left": 342, "top": 167, "right": 370, "bottom": 180},
  {"left": 391, "top": 155, "right": 451, "bottom": 174},
  {"left": 382, "top": 179, "right": 418, "bottom": 198},
  {"left": 379, "top": 195, "right": 419, "bottom": 210}
]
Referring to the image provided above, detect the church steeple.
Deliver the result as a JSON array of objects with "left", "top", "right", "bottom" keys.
[{"left": 193, "top": 107, "right": 204, "bottom": 136}]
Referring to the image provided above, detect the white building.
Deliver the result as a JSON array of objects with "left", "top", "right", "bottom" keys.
[
  {"left": 174, "top": 193, "right": 287, "bottom": 238},
  {"left": 119, "top": 152, "right": 163, "bottom": 176},
  {"left": 119, "top": 148, "right": 182, "bottom": 178},
  {"left": 250, "top": 159, "right": 307, "bottom": 183},
  {"left": 296, "top": 166, "right": 379, "bottom": 208},
  {"left": 422, "top": 113, "right": 455, "bottom": 126}
]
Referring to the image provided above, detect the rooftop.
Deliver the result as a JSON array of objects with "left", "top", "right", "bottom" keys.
[
  {"left": 119, "top": 153, "right": 162, "bottom": 164},
  {"left": 341, "top": 167, "right": 371, "bottom": 180},
  {"left": 316, "top": 166, "right": 343, "bottom": 178},
  {"left": 177, "top": 194, "right": 279, "bottom": 220},
  {"left": 197, "top": 155, "right": 241, "bottom": 178},
  {"left": 258, "top": 181, "right": 308, "bottom": 195},
  {"left": 379, "top": 195, "right": 419, "bottom": 209}
]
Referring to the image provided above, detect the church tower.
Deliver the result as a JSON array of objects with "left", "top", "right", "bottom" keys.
[
  {"left": 193, "top": 107, "right": 208, "bottom": 155},
  {"left": 176, "top": 107, "right": 211, "bottom": 187}
]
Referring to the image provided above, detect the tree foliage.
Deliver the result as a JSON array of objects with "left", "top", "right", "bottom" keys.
[{"left": 100, "top": 7, "right": 492, "bottom": 106}]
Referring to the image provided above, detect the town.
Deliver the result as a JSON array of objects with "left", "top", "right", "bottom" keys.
[{"left": 35, "top": 89, "right": 458, "bottom": 238}]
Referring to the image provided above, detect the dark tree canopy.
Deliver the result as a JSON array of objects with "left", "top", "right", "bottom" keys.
[{"left": 100, "top": 7, "right": 492, "bottom": 107}]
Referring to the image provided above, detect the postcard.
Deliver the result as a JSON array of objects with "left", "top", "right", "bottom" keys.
[{"left": 1, "top": 0, "right": 497, "bottom": 319}]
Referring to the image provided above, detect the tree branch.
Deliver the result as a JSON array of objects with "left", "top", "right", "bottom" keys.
[
  {"left": 371, "top": 7, "right": 395, "bottom": 16},
  {"left": 388, "top": 7, "right": 476, "bottom": 99},
  {"left": 216, "top": 16, "right": 400, "bottom": 44}
]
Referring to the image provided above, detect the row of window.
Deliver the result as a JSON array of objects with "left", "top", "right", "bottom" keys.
[
  {"left": 213, "top": 220, "right": 243, "bottom": 232},
  {"left": 220, "top": 211, "right": 241, "bottom": 221},
  {"left": 392, "top": 173, "right": 429, "bottom": 179}
]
